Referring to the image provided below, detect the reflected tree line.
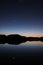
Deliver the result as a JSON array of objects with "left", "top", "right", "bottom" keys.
[{"left": 0, "top": 34, "right": 43, "bottom": 45}]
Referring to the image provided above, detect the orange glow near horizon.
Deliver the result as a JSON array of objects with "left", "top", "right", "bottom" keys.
[
  {"left": 0, "top": 32, "right": 43, "bottom": 37},
  {"left": 21, "top": 33, "right": 43, "bottom": 37},
  {"left": 0, "top": 32, "right": 43, "bottom": 45},
  {"left": 25, "top": 41, "right": 43, "bottom": 45}
]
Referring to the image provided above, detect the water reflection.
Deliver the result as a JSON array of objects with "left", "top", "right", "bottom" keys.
[{"left": 0, "top": 42, "right": 43, "bottom": 63}]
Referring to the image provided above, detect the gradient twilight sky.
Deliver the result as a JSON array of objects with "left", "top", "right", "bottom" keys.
[{"left": 0, "top": 0, "right": 43, "bottom": 36}]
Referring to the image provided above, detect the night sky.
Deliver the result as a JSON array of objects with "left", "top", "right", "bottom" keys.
[
  {"left": 0, "top": 1, "right": 43, "bottom": 63},
  {"left": 0, "top": 0, "right": 43, "bottom": 37}
]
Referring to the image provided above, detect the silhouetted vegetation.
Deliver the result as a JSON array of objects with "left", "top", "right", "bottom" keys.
[
  {"left": 0, "top": 34, "right": 43, "bottom": 45},
  {"left": 27, "top": 37, "right": 43, "bottom": 42}
]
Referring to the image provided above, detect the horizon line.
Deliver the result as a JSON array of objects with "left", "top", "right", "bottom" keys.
[{"left": 0, "top": 34, "right": 43, "bottom": 38}]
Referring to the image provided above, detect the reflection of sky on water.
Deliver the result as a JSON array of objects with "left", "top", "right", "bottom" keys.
[
  {"left": 0, "top": 42, "right": 43, "bottom": 54},
  {"left": 0, "top": 42, "right": 43, "bottom": 63},
  {"left": 0, "top": 42, "right": 43, "bottom": 62}
]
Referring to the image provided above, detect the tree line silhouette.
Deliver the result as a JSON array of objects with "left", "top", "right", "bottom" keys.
[{"left": 0, "top": 34, "right": 43, "bottom": 45}]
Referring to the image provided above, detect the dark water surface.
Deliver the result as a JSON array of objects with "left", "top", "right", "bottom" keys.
[{"left": 0, "top": 42, "right": 43, "bottom": 64}]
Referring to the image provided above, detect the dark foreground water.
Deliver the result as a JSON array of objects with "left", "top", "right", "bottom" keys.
[{"left": 0, "top": 42, "right": 43, "bottom": 64}]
